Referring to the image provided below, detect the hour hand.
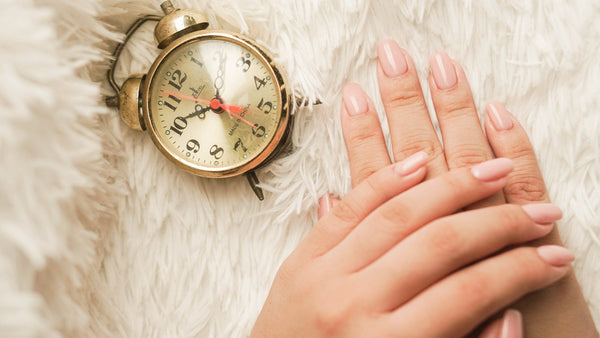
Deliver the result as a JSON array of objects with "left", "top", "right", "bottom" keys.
[{"left": 184, "top": 105, "right": 210, "bottom": 119}]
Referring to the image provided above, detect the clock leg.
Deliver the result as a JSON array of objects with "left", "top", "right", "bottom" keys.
[{"left": 246, "top": 171, "right": 264, "bottom": 201}]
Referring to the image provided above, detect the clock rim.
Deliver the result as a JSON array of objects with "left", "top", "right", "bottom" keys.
[{"left": 142, "top": 30, "right": 289, "bottom": 178}]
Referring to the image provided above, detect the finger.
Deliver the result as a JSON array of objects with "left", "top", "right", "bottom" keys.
[
  {"left": 317, "top": 194, "right": 335, "bottom": 220},
  {"left": 290, "top": 152, "right": 428, "bottom": 264},
  {"left": 377, "top": 40, "right": 447, "bottom": 178},
  {"left": 341, "top": 83, "right": 391, "bottom": 187},
  {"left": 428, "top": 52, "right": 504, "bottom": 207},
  {"left": 484, "top": 101, "right": 550, "bottom": 204},
  {"left": 358, "top": 203, "right": 561, "bottom": 311},
  {"left": 317, "top": 195, "right": 341, "bottom": 220},
  {"left": 325, "top": 158, "right": 514, "bottom": 272},
  {"left": 478, "top": 309, "right": 523, "bottom": 338},
  {"left": 386, "top": 246, "right": 574, "bottom": 337}
]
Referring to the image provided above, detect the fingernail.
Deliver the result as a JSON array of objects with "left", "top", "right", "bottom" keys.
[
  {"left": 429, "top": 52, "right": 457, "bottom": 90},
  {"left": 487, "top": 101, "right": 514, "bottom": 131},
  {"left": 342, "top": 83, "right": 368, "bottom": 116},
  {"left": 471, "top": 158, "right": 514, "bottom": 182},
  {"left": 500, "top": 309, "right": 523, "bottom": 338},
  {"left": 537, "top": 245, "right": 575, "bottom": 267},
  {"left": 522, "top": 203, "right": 563, "bottom": 224},
  {"left": 318, "top": 194, "right": 333, "bottom": 219},
  {"left": 378, "top": 40, "right": 408, "bottom": 77},
  {"left": 394, "top": 151, "right": 428, "bottom": 176}
]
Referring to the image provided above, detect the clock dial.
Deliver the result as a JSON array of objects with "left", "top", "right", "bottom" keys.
[{"left": 147, "top": 36, "right": 283, "bottom": 174}]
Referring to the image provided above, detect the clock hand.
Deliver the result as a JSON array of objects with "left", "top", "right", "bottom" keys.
[
  {"left": 184, "top": 106, "right": 210, "bottom": 120},
  {"left": 160, "top": 90, "right": 256, "bottom": 129},
  {"left": 214, "top": 51, "right": 226, "bottom": 98},
  {"left": 160, "top": 90, "right": 244, "bottom": 113}
]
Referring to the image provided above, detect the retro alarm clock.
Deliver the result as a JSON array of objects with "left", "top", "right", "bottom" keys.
[{"left": 106, "top": 1, "right": 301, "bottom": 200}]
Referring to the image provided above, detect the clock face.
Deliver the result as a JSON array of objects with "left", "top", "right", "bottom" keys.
[{"left": 145, "top": 33, "right": 286, "bottom": 176}]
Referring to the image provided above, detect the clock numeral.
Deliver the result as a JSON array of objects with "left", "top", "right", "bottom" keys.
[
  {"left": 168, "top": 81, "right": 181, "bottom": 91},
  {"left": 186, "top": 139, "right": 200, "bottom": 153},
  {"left": 234, "top": 138, "right": 248, "bottom": 153},
  {"left": 257, "top": 98, "right": 273, "bottom": 114},
  {"left": 236, "top": 56, "right": 251, "bottom": 72},
  {"left": 169, "top": 116, "right": 187, "bottom": 136},
  {"left": 252, "top": 124, "right": 266, "bottom": 138},
  {"left": 191, "top": 56, "right": 203, "bottom": 67},
  {"left": 172, "top": 70, "right": 187, "bottom": 87},
  {"left": 165, "top": 94, "right": 182, "bottom": 111},
  {"left": 254, "top": 76, "right": 267, "bottom": 90},
  {"left": 209, "top": 145, "right": 224, "bottom": 159}
]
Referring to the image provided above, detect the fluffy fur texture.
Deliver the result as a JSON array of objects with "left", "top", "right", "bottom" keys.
[{"left": 1, "top": 0, "right": 598, "bottom": 336}]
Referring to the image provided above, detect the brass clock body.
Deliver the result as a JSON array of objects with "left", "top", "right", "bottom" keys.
[
  {"left": 141, "top": 30, "right": 289, "bottom": 178},
  {"left": 106, "top": 1, "right": 293, "bottom": 198}
]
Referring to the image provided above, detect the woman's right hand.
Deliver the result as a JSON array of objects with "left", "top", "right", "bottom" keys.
[{"left": 251, "top": 157, "right": 572, "bottom": 337}]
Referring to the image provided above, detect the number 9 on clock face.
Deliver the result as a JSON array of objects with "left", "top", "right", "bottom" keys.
[{"left": 142, "top": 31, "right": 289, "bottom": 178}]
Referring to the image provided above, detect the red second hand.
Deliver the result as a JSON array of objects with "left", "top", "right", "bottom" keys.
[{"left": 160, "top": 90, "right": 245, "bottom": 114}]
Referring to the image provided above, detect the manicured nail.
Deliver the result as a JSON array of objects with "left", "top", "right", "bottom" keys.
[
  {"left": 318, "top": 194, "right": 333, "bottom": 219},
  {"left": 378, "top": 40, "right": 408, "bottom": 77},
  {"left": 429, "top": 52, "right": 457, "bottom": 89},
  {"left": 487, "top": 101, "right": 514, "bottom": 131},
  {"left": 522, "top": 203, "right": 563, "bottom": 224},
  {"left": 394, "top": 151, "right": 428, "bottom": 176},
  {"left": 537, "top": 245, "right": 575, "bottom": 267},
  {"left": 500, "top": 309, "right": 523, "bottom": 338},
  {"left": 343, "top": 83, "right": 368, "bottom": 116},
  {"left": 471, "top": 158, "right": 514, "bottom": 182}
]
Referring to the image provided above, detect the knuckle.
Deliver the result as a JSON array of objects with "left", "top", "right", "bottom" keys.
[
  {"left": 505, "top": 171, "right": 548, "bottom": 202},
  {"left": 504, "top": 142, "right": 536, "bottom": 162},
  {"left": 385, "top": 87, "right": 425, "bottom": 112},
  {"left": 330, "top": 199, "right": 362, "bottom": 224},
  {"left": 376, "top": 199, "right": 415, "bottom": 237},
  {"left": 426, "top": 219, "right": 463, "bottom": 256},
  {"left": 346, "top": 121, "right": 382, "bottom": 149},
  {"left": 394, "top": 134, "right": 442, "bottom": 161},
  {"left": 314, "top": 295, "right": 354, "bottom": 334},
  {"left": 354, "top": 164, "right": 382, "bottom": 185},
  {"left": 440, "top": 171, "right": 469, "bottom": 198},
  {"left": 447, "top": 144, "right": 491, "bottom": 169},
  {"left": 437, "top": 96, "right": 475, "bottom": 119},
  {"left": 456, "top": 273, "right": 491, "bottom": 309}
]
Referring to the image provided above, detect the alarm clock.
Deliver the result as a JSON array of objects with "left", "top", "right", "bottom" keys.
[{"left": 106, "top": 1, "right": 293, "bottom": 200}]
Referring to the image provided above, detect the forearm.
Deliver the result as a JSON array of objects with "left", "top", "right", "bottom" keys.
[{"left": 515, "top": 229, "right": 598, "bottom": 337}]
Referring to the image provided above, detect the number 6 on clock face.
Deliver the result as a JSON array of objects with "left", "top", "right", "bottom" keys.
[{"left": 141, "top": 30, "right": 289, "bottom": 178}]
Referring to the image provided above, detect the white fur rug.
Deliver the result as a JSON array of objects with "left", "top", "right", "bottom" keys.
[{"left": 1, "top": 0, "right": 599, "bottom": 336}]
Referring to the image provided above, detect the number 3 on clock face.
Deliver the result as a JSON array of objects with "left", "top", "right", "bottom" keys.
[{"left": 142, "top": 31, "right": 289, "bottom": 179}]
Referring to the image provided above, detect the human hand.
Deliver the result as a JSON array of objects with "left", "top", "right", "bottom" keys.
[
  {"left": 251, "top": 157, "right": 573, "bottom": 337},
  {"left": 335, "top": 39, "right": 597, "bottom": 336}
]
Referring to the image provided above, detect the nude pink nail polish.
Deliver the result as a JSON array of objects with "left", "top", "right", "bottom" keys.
[
  {"left": 343, "top": 83, "right": 368, "bottom": 116},
  {"left": 487, "top": 101, "right": 514, "bottom": 131},
  {"left": 522, "top": 203, "right": 563, "bottom": 224},
  {"left": 378, "top": 40, "right": 408, "bottom": 77},
  {"left": 470, "top": 158, "right": 514, "bottom": 182},
  {"left": 500, "top": 309, "right": 523, "bottom": 338},
  {"left": 537, "top": 245, "right": 575, "bottom": 267},
  {"left": 394, "top": 151, "right": 428, "bottom": 176},
  {"left": 318, "top": 194, "right": 332, "bottom": 219},
  {"left": 429, "top": 52, "right": 457, "bottom": 89}
]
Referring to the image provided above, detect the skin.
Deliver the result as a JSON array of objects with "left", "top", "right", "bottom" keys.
[
  {"left": 250, "top": 43, "right": 598, "bottom": 336},
  {"left": 251, "top": 158, "right": 571, "bottom": 337},
  {"left": 334, "top": 43, "right": 598, "bottom": 336}
]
